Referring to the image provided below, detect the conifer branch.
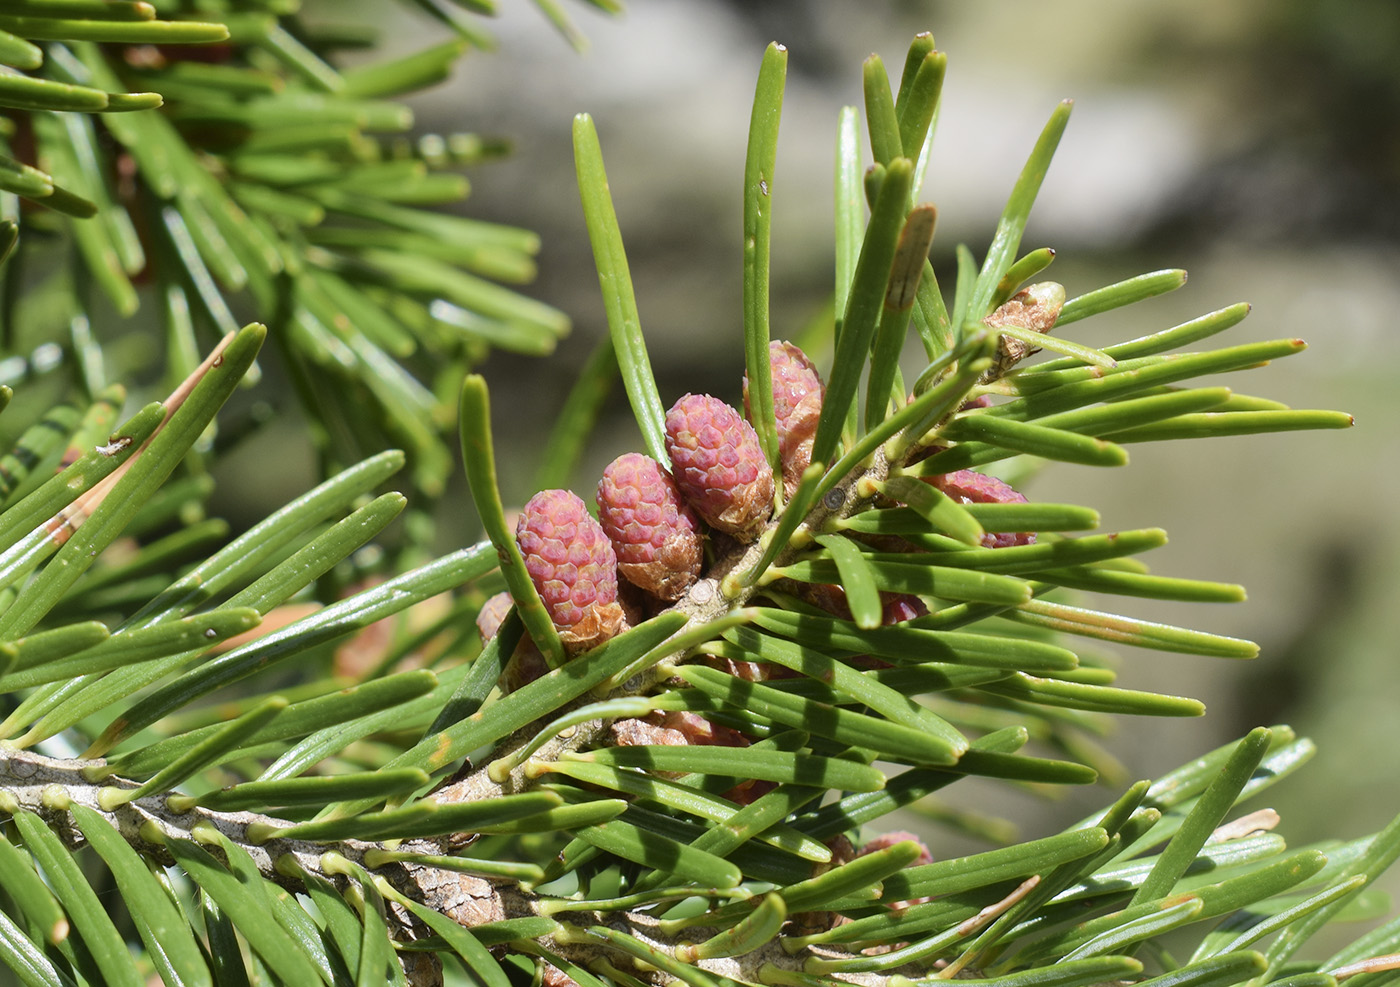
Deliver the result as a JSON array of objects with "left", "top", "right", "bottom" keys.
[
  {"left": 0, "top": 16, "right": 1383, "bottom": 987},
  {"left": 0, "top": 746, "right": 914, "bottom": 987}
]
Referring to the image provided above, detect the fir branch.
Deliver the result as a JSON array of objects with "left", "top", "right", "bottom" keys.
[
  {"left": 0, "top": 748, "right": 915, "bottom": 987},
  {"left": 0, "top": 23, "right": 1382, "bottom": 987}
]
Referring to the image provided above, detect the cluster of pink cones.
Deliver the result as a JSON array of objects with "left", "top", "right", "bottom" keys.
[
  {"left": 484, "top": 333, "right": 1038, "bottom": 679},
  {"left": 501, "top": 340, "right": 823, "bottom": 657}
]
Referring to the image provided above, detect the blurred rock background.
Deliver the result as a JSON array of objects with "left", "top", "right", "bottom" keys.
[{"left": 289, "top": 0, "right": 1397, "bottom": 859}]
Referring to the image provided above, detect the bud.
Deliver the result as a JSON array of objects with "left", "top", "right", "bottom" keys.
[
  {"left": 745, "top": 340, "right": 825, "bottom": 498},
  {"left": 860, "top": 830, "right": 934, "bottom": 865},
  {"left": 664, "top": 393, "right": 775, "bottom": 541},
  {"left": 790, "top": 835, "right": 859, "bottom": 936},
  {"left": 541, "top": 965, "right": 582, "bottom": 987},
  {"left": 703, "top": 653, "right": 799, "bottom": 683},
  {"left": 475, "top": 590, "right": 514, "bottom": 643},
  {"left": 515, "top": 489, "right": 626, "bottom": 655},
  {"left": 499, "top": 637, "right": 549, "bottom": 693},
  {"left": 982, "top": 281, "right": 1066, "bottom": 382},
  {"left": 881, "top": 593, "right": 928, "bottom": 624},
  {"left": 860, "top": 832, "right": 935, "bottom": 910},
  {"left": 927, "top": 469, "right": 1036, "bottom": 548},
  {"left": 596, "top": 453, "right": 703, "bottom": 600}
]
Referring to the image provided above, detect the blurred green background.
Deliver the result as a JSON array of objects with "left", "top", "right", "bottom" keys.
[{"left": 244, "top": 0, "right": 1398, "bottom": 858}]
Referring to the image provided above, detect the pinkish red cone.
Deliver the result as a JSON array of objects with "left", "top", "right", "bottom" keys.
[
  {"left": 515, "top": 488, "right": 626, "bottom": 655},
  {"left": 860, "top": 831, "right": 933, "bottom": 865},
  {"left": 927, "top": 469, "right": 1036, "bottom": 548},
  {"left": 881, "top": 593, "right": 928, "bottom": 624},
  {"left": 745, "top": 340, "right": 825, "bottom": 498},
  {"left": 860, "top": 832, "right": 935, "bottom": 909},
  {"left": 596, "top": 453, "right": 703, "bottom": 600},
  {"left": 665, "top": 393, "right": 775, "bottom": 541}
]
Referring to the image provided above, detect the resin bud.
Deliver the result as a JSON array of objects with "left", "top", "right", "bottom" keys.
[{"left": 982, "top": 281, "right": 1066, "bottom": 382}]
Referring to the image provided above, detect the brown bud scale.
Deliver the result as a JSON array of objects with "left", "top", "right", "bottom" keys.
[{"left": 982, "top": 281, "right": 1066, "bottom": 382}]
